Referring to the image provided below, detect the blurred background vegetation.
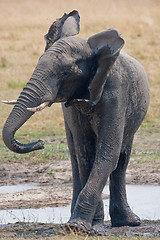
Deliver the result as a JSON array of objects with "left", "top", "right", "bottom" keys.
[{"left": 0, "top": 0, "right": 159, "bottom": 163}]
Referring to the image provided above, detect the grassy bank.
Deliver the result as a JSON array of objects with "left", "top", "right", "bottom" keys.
[{"left": 0, "top": 121, "right": 159, "bottom": 174}]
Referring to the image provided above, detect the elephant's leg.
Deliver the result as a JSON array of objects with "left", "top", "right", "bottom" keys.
[
  {"left": 64, "top": 113, "right": 104, "bottom": 225},
  {"left": 68, "top": 139, "right": 121, "bottom": 232},
  {"left": 71, "top": 126, "right": 105, "bottom": 227},
  {"left": 65, "top": 117, "right": 105, "bottom": 231},
  {"left": 67, "top": 100, "right": 127, "bottom": 234},
  {"left": 109, "top": 137, "right": 141, "bottom": 227},
  {"left": 64, "top": 121, "right": 81, "bottom": 214},
  {"left": 92, "top": 198, "right": 104, "bottom": 226},
  {"left": 68, "top": 151, "right": 113, "bottom": 234}
]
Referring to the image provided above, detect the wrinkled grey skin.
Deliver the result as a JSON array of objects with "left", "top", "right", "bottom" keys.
[{"left": 3, "top": 11, "right": 150, "bottom": 234}]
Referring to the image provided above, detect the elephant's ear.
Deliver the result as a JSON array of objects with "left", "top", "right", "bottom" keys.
[
  {"left": 44, "top": 10, "right": 80, "bottom": 51},
  {"left": 87, "top": 29, "right": 124, "bottom": 105}
]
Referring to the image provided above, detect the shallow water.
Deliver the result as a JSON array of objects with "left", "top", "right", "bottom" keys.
[
  {"left": 0, "top": 184, "right": 160, "bottom": 224},
  {"left": 0, "top": 184, "right": 41, "bottom": 194},
  {"left": 104, "top": 185, "right": 160, "bottom": 221}
]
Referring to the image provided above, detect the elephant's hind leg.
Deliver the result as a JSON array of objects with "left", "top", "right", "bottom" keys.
[{"left": 109, "top": 137, "right": 141, "bottom": 227}]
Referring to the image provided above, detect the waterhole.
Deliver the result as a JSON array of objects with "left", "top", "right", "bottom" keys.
[{"left": 0, "top": 184, "right": 159, "bottom": 224}]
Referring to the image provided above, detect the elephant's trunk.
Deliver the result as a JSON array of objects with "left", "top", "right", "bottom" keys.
[
  {"left": 2, "top": 79, "right": 49, "bottom": 154},
  {"left": 3, "top": 121, "right": 44, "bottom": 154}
]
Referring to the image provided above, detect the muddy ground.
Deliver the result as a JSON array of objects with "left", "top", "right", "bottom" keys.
[
  {"left": 0, "top": 158, "right": 160, "bottom": 238},
  {"left": 0, "top": 220, "right": 160, "bottom": 238}
]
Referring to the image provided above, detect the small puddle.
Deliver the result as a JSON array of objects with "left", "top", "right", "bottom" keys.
[
  {"left": 0, "top": 184, "right": 160, "bottom": 224},
  {"left": 0, "top": 184, "right": 41, "bottom": 194}
]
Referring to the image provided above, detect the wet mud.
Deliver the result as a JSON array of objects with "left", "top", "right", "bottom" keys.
[{"left": 0, "top": 220, "right": 160, "bottom": 238}]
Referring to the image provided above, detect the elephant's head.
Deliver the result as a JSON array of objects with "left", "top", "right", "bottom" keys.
[{"left": 2, "top": 10, "right": 124, "bottom": 154}]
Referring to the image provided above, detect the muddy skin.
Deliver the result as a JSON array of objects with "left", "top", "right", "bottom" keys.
[{"left": 2, "top": 10, "right": 150, "bottom": 235}]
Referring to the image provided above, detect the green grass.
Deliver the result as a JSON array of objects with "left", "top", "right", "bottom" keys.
[
  {"left": 129, "top": 122, "right": 160, "bottom": 171},
  {"left": 131, "top": 153, "right": 159, "bottom": 164},
  {"left": 7, "top": 81, "right": 26, "bottom": 89},
  {"left": 0, "top": 127, "right": 69, "bottom": 164},
  {"left": 41, "top": 142, "right": 70, "bottom": 163},
  {"left": 0, "top": 56, "right": 7, "bottom": 68},
  {"left": 0, "top": 63, "right": 6, "bottom": 68},
  {"left": 0, "top": 121, "right": 159, "bottom": 172},
  {"left": 0, "top": 141, "right": 69, "bottom": 164},
  {"left": 0, "top": 120, "right": 159, "bottom": 167}
]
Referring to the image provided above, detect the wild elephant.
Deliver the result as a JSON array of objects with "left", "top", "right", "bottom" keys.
[{"left": 2, "top": 10, "right": 150, "bottom": 234}]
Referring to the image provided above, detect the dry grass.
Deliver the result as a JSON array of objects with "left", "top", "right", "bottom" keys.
[
  {"left": 0, "top": 0, "right": 160, "bottom": 136},
  {"left": 0, "top": 237, "right": 157, "bottom": 240}
]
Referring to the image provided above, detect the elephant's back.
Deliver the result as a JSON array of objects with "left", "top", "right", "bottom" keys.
[
  {"left": 119, "top": 50, "right": 148, "bottom": 85},
  {"left": 118, "top": 50, "right": 150, "bottom": 107},
  {"left": 117, "top": 50, "right": 150, "bottom": 138}
]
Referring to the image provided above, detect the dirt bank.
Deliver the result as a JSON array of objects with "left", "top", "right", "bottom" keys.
[
  {"left": 0, "top": 158, "right": 159, "bottom": 210},
  {"left": 0, "top": 158, "right": 159, "bottom": 187}
]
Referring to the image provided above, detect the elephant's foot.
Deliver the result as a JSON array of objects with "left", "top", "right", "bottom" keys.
[
  {"left": 92, "top": 216, "right": 104, "bottom": 227},
  {"left": 65, "top": 219, "right": 92, "bottom": 233},
  {"left": 65, "top": 219, "right": 109, "bottom": 236},
  {"left": 110, "top": 206, "right": 141, "bottom": 227},
  {"left": 92, "top": 223, "right": 109, "bottom": 235}
]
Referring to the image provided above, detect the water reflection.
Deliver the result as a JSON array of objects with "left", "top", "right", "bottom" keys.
[{"left": 0, "top": 206, "right": 70, "bottom": 224}]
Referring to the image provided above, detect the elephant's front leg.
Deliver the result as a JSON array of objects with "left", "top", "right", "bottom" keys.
[
  {"left": 63, "top": 108, "right": 104, "bottom": 229},
  {"left": 72, "top": 132, "right": 105, "bottom": 229},
  {"left": 69, "top": 127, "right": 105, "bottom": 229},
  {"left": 69, "top": 97, "right": 125, "bottom": 233},
  {"left": 68, "top": 154, "right": 115, "bottom": 234},
  {"left": 68, "top": 109, "right": 125, "bottom": 234}
]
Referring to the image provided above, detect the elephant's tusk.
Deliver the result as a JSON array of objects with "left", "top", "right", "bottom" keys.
[
  {"left": 2, "top": 100, "right": 17, "bottom": 105},
  {"left": 27, "top": 101, "right": 50, "bottom": 112}
]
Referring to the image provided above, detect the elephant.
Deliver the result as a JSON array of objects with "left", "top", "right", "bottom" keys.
[{"left": 2, "top": 10, "right": 150, "bottom": 234}]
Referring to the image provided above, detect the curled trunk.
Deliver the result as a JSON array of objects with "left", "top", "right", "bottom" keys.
[{"left": 2, "top": 80, "right": 46, "bottom": 154}]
